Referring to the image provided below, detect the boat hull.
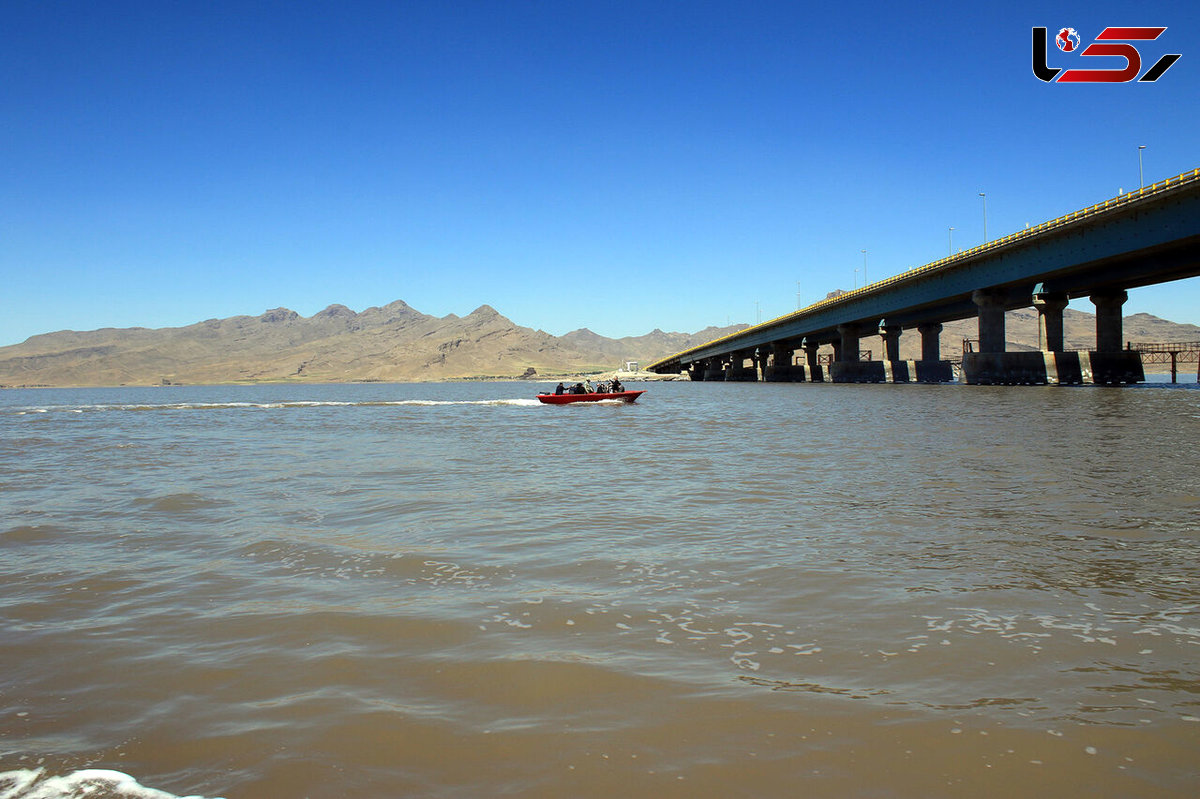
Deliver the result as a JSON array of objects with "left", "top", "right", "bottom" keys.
[{"left": 536, "top": 390, "right": 645, "bottom": 405}]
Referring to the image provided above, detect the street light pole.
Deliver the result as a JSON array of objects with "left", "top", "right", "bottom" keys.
[
  {"left": 860, "top": 249, "right": 867, "bottom": 286},
  {"left": 1138, "top": 145, "right": 1146, "bottom": 189},
  {"left": 948, "top": 226, "right": 955, "bottom": 256},
  {"left": 979, "top": 192, "right": 988, "bottom": 242}
]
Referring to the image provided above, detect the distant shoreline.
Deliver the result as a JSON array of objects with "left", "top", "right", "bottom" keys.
[
  {"left": 7, "top": 370, "right": 1197, "bottom": 390},
  {"left": 0, "top": 369, "right": 689, "bottom": 390}
]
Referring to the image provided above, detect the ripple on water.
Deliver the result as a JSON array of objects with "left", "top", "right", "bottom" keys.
[{"left": 130, "top": 493, "right": 233, "bottom": 514}]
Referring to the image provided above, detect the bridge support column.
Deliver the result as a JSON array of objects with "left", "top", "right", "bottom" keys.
[
  {"left": 919, "top": 322, "right": 943, "bottom": 361},
  {"left": 879, "top": 321, "right": 902, "bottom": 362},
  {"left": 1089, "top": 289, "right": 1143, "bottom": 385},
  {"left": 727, "top": 350, "right": 757, "bottom": 381},
  {"left": 964, "top": 289, "right": 1032, "bottom": 384},
  {"left": 753, "top": 347, "right": 769, "bottom": 382},
  {"left": 766, "top": 342, "right": 797, "bottom": 381},
  {"left": 913, "top": 322, "right": 953, "bottom": 382},
  {"left": 801, "top": 337, "right": 824, "bottom": 382},
  {"left": 1091, "top": 289, "right": 1127, "bottom": 353},
  {"left": 964, "top": 289, "right": 1040, "bottom": 384},
  {"left": 878, "top": 320, "right": 909, "bottom": 383},
  {"left": 1033, "top": 289, "right": 1074, "bottom": 385},
  {"left": 832, "top": 323, "right": 884, "bottom": 383},
  {"left": 838, "top": 323, "right": 861, "bottom": 359},
  {"left": 973, "top": 289, "right": 1007, "bottom": 353},
  {"left": 1033, "top": 289, "right": 1069, "bottom": 352},
  {"left": 702, "top": 357, "right": 725, "bottom": 381}
]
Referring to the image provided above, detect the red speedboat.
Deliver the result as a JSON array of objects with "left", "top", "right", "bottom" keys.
[{"left": 536, "top": 390, "right": 645, "bottom": 405}]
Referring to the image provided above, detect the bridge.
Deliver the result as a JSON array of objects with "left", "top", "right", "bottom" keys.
[
  {"left": 1130, "top": 341, "right": 1200, "bottom": 383},
  {"left": 647, "top": 167, "right": 1200, "bottom": 385}
]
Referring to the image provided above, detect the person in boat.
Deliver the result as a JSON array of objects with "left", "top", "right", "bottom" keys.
[
  {"left": 570, "top": 382, "right": 587, "bottom": 394},
  {"left": 554, "top": 382, "right": 565, "bottom": 395},
  {"left": 584, "top": 379, "right": 595, "bottom": 393},
  {"left": 596, "top": 381, "right": 610, "bottom": 393},
  {"left": 610, "top": 377, "right": 623, "bottom": 393}
]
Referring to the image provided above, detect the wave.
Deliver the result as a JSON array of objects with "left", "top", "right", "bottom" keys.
[
  {"left": 0, "top": 769, "right": 221, "bottom": 799},
  {"left": 7, "top": 398, "right": 544, "bottom": 415}
]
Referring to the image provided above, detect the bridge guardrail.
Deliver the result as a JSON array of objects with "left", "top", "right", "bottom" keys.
[{"left": 1128, "top": 341, "right": 1200, "bottom": 352}]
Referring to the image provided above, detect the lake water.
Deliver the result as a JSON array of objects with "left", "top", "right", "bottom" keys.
[{"left": 2, "top": 380, "right": 1199, "bottom": 798}]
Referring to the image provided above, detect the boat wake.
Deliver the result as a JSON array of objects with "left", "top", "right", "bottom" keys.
[{"left": 8, "top": 399, "right": 544, "bottom": 415}]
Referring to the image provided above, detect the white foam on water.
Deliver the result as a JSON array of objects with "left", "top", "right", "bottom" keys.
[
  {"left": 9, "top": 398, "right": 544, "bottom": 414},
  {"left": 391, "top": 398, "right": 542, "bottom": 407},
  {"left": 0, "top": 769, "right": 221, "bottom": 799}
]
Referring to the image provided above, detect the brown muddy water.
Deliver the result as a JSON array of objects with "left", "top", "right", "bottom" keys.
[{"left": 2, "top": 380, "right": 1199, "bottom": 798}]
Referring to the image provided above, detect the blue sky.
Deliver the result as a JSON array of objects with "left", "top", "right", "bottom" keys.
[{"left": 2, "top": 0, "right": 1197, "bottom": 346}]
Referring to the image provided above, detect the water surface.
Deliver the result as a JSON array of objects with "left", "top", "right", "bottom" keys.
[{"left": 2, "top": 381, "right": 1199, "bottom": 797}]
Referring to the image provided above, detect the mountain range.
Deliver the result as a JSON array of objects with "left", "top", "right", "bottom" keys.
[
  {"left": 0, "top": 301, "right": 745, "bottom": 387},
  {"left": 1, "top": 299, "right": 1196, "bottom": 387}
]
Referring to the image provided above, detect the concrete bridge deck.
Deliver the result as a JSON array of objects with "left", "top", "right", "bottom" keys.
[{"left": 648, "top": 168, "right": 1200, "bottom": 386}]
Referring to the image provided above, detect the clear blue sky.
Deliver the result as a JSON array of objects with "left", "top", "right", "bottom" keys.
[{"left": 2, "top": 0, "right": 1197, "bottom": 346}]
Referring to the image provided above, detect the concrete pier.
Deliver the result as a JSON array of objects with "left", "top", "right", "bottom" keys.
[
  {"left": 919, "top": 322, "right": 943, "bottom": 361},
  {"left": 800, "top": 338, "right": 825, "bottom": 382},
  {"left": 764, "top": 342, "right": 797, "bottom": 381},
  {"left": 1092, "top": 290, "right": 1127, "bottom": 353},
  {"left": 879, "top": 320, "right": 902, "bottom": 362},
  {"left": 973, "top": 289, "right": 1007, "bottom": 353},
  {"left": 726, "top": 350, "right": 758, "bottom": 381},
  {"left": 831, "top": 323, "right": 883, "bottom": 382},
  {"left": 1033, "top": 288, "right": 1068, "bottom": 353},
  {"left": 963, "top": 285, "right": 1144, "bottom": 386},
  {"left": 914, "top": 322, "right": 954, "bottom": 382}
]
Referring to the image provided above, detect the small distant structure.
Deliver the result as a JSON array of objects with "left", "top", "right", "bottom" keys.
[{"left": 623, "top": 361, "right": 639, "bottom": 372}]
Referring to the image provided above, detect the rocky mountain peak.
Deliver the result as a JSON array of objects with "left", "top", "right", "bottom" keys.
[
  {"left": 259, "top": 308, "right": 299, "bottom": 324},
  {"left": 314, "top": 304, "right": 356, "bottom": 320}
]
